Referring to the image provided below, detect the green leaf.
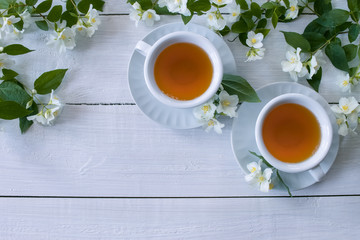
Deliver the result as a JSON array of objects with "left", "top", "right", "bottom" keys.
[
  {"left": 304, "top": 19, "right": 330, "bottom": 35},
  {"left": 261, "top": 2, "right": 277, "bottom": 10},
  {"left": 34, "top": 69, "right": 68, "bottom": 94},
  {"left": 0, "top": 81, "right": 31, "bottom": 106},
  {"left": 347, "top": 0, "right": 360, "bottom": 11},
  {"left": 236, "top": 0, "right": 248, "bottom": 10},
  {"left": 349, "top": 24, "right": 360, "bottom": 42},
  {"left": 19, "top": 101, "right": 38, "bottom": 134},
  {"left": 47, "top": 5, "right": 63, "bottom": 22},
  {"left": 26, "top": 0, "right": 37, "bottom": 6},
  {"left": 272, "top": 11, "right": 278, "bottom": 28},
  {"left": 78, "top": 0, "right": 105, "bottom": 13},
  {"left": 181, "top": 14, "right": 193, "bottom": 25},
  {"left": 35, "top": 0, "right": 53, "bottom": 13},
  {"left": 255, "top": 28, "right": 270, "bottom": 37},
  {"left": 325, "top": 43, "right": 349, "bottom": 72},
  {"left": 1, "top": 69, "right": 19, "bottom": 80},
  {"left": 35, "top": 20, "right": 49, "bottom": 31},
  {"left": 66, "top": 0, "right": 76, "bottom": 12},
  {"left": 302, "top": 32, "right": 327, "bottom": 52},
  {"left": 307, "top": 67, "right": 322, "bottom": 92},
  {"left": 14, "top": 19, "right": 24, "bottom": 31},
  {"left": 281, "top": 31, "right": 311, "bottom": 52},
  {"left": 2, "top": 44, "right": 33, "bottom": 56},
  {"left": 0, "top": 101, "right": 31, "bottom": 120},
  {"left": 314, "top": 0, "right": 332, "bottom": 15},
  {"left": 61, "top": 11, "right": 78, "bottom": 27},
  {"left": 343, "top": 44, "right": 357, "bottom": 61},
  {"left": 349, "top": 67, "right": 358, "bottom": 77},
  {"left": 0, "top": 0, "right": 11, "bottom": 9},
  {"left": 275, "top": 6, "right": 286, "bottom": 16},
  {"left": 231, "top": 17, "right": 248, "bottom": 33},
  {"left": 315, "top": 9, "right": 349, "bottom": 28},
  {"left": 219, "top": 25, "right": 230, "bottom": 36},
  {"left": 238, "top": 32, "right": 247, "bottom": 46},
  {"left": 188, "top": 0, "right": 211, "bottom": 13},
  {"left": 221, "top": 74, "right": 260, "bottom": 103},
  {"left": 257, "top": 18, "right": 267, "bottom": 29},
  {"left": 251, "top": 2, "right": 261, "bottom": 19},
  {"left": 265, "top": 9, "right": 273, "bottom": 18}
]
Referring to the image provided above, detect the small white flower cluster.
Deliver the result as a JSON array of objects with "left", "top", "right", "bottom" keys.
[
  {"left": 331, "top": 97, "right": 360, "bottom": 136},
  {"left": 0, "top": 9, "right": 32, "bottom": 40},
  {"left": 245, "top": 31, "right": 265, "bottom": 62},
  {"left": 193, "top": 87, "right": 239, "bottom": 134},
  {"left": 336, "top": 69, "right": 360, "bottom": 92},
  {"left": 130, "top": 2, "right": 160, "bottom": 27},
  {"left": 47, "top": 5, "right": 101, "bottom": 53},
  {"left": 27, "top": 90, "right": 62, "bottom": 126},
  {"left": 245, "top": 160, "right": 273, "bottom": 192},
  {"left": 281, "top": 47, "right": 322, "bottom": 81},
  {"left": 285, "top": 0, "right": 299, "bottom": 20},
  {"left": 0, "top": 51, "right": 14, "bottom": 72}
]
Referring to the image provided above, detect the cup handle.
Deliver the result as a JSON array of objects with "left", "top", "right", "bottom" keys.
[
  {"left": 308, "top": 164, "right": 325, "bottom": 182},
  {"left": 135, "top": 40, "right": 151, "bottom": 56}
]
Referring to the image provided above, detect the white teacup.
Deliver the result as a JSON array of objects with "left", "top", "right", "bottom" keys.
[
  {"left": 135, "top": 31, "right": 223, "bottom": 108},
  {"left": 255, "top": 93, "right": 333, "bottom": 181}
]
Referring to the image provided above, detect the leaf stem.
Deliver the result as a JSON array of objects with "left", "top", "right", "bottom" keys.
[
  {"left": 276, "top": 170, "right": 293, "bottom": 197},
  {"left": 300, "top": 0, "right": 320, "bottom": 17}
]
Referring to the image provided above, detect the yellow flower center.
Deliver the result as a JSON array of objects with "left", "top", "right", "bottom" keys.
[
  {"left": 222, "top": 100, "right": 231, "bottom": 107},
  {"left": 208, "top": 120, "right": 215, "bottom": 126},
  {"left": 342, "top": 105, "right": 349, "bottom": 111},
  {"left": 258, "top": 176, "right": 265, "bottom": 182},
  {"left": 91, "top": 18, "right": 96, "bottom": 23},
  {"left": 290, "top": 57, "right": 296, "bottom": 63},
  {"left": 202, "top": 105, "right": 210, "bottom": 113},
  {"left": 290, "top": 6, "right": 296, "bottom": 11},
  {"left": 208, "top": 14, "right": 213, "bottom": 20},
  {"left": 148, "top": 14, "right": 152, "bottom": 19},
  {"left": 60, "top": 35, "right": 66, "bottom": 40},
  {"left": 232, "top": 12, "right": 237, "bottom": 16},
  {"left": 251, "top": 38, "right": 257, "bottom": 44},
  {"left": 342, "top": 80, "right": 349, "bottom": 86},
  {"left": 336, "top": 119, "right": 343, "bottom": 125},
  {"left": 7, "top": 20, "right": 12, "bottom": 25},
  {"left": 269, "top": 183, "right": 274, "bottom": 190},
  {"left": 78, "top": 27, "right": 83, "bottom": 31},
  {"left": 250, "top": 167, "right": 257, "bottom": 173}
]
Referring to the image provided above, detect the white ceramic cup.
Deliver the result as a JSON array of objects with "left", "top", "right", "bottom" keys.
[
  {"left": 255, "top": 93, "right": 333, "bottom": 181},
  {"left": 135, "top": 31, "right": 223, "bottom": 108}
]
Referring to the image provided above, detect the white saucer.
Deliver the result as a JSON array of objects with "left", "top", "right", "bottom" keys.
[
  {"left": 231, "top": 82, "right": 340, "bottom": 191},
  {"left": 128, "top": 23, "right": 237, "bottom": 129}
]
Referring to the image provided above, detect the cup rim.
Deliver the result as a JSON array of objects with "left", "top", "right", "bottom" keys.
[
  {"left": 143, "top": 31, "right": 223, "bottom": 109},
  {"left": 255, "top": 93, "right": 333, "bottom": 173}
]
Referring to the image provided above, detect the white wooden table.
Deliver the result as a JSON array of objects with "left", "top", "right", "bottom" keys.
[{"left": 1, "top": 1, "right": 359, "bottom": 239}]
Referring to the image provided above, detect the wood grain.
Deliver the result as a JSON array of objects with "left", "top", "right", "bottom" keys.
[{"left": 1, "top": 197, "right": 359, "bottom": 239}]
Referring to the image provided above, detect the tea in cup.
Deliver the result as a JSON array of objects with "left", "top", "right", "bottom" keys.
[
  {"left": 255, "top": 93, "right": 333, "bottom": 181},
  {"left": 135, "top": 31, "right": 223, "bottom": 108}
]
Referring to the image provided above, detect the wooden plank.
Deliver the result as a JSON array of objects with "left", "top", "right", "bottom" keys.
[
  {"left": 0, "top": 196, "right": 359, "bottom": 239},
  {"left": 0, "top": 105, "right": 359, "bottom": 197},
  {"left": 14, "top": 14, "right": 357, "bottom": 104}
]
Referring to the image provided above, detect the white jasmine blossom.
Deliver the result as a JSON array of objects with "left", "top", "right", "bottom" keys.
[
  {"left": 203, "top": 118, "right": 224, "bottom": 134},
  {"left": 193, "top": 100, "right": 217, "bottom": 121},
  {"left": 331, "top": 97, "right": 360, "bottom": 136},
  {"left": 0, "top": 53, "right": 15, "bottom": 71},
  {"left": 245, "top": 47, "right": 265, "bottom": 62},
  {"left": 20, "top": 9, "right": 32, "bottom": 29},
  {"left": 74, "top": 4, "right": 101, "bottom": 37},
  {"left": 206, "top": 11, "right": 226, "bottom": 31},
  {"left": 281, "top": 47, "right": 303, "bottom": 81},
  {"left": 245, "top": 160, "right": 273, "bottom": 192},
  {"left": 337, "top": 72, "right": 351, "bottom": 92},
  {"left": 227, "top": 4, "right": 241, "bottom": 23},
  {"left": 1, "top": 15, "right": 20, "bottom": 33},
  {"left": 217, "top": 90, "right": 239, "bottom": 117},
  {"left": 47, "top": 22, "right": 76, "bottom": 53},
  {"left": 211, "top": 0, "right": 233, "bottom": 6},
  {"left": 141, "top": 9, "right": 160, "bottom": 26},
  {"left": 27, "top": 90, "right": 62, "bottom": 126},
  {"left": 285, "top": 0, "right": 299, "bottom": 19},
  {"left": 129, "top": 2, "right": 143, "bottom": 27},
  {"left": 158, "top": 0, "right": 191, "bottom": 16},
  {"left": 246, "top": 31, "right": 264, "bottom": 49}
]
